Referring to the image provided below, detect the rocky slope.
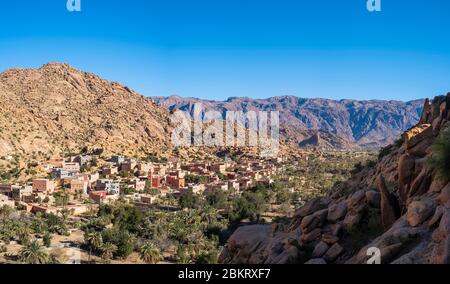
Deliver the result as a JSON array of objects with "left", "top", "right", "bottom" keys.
[
  {"left": 0, "top": 63, "right": 172, "bottom": 161},
  {"left": 219, "top": 95, "right": 450, "bottom": 264},
  {"left": 152, "top": 96, "right": 424, "bottom": 149}
]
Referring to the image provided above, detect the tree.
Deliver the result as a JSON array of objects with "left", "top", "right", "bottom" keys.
[
  {"left": 100, "top": 242, "right": 117, "bottom": 263},
  {"left": 139, "top": 242, "right": 162, "bottom": 264},
  {"left": 179, "top": 191, "right": 201, "bottom": 209},
  {"left": 205, "top": 190, "right": 227, "bottom": 209},
  {"left": 229, "top": 191, "right": 266, "bottom": 223},
  {"left": 84, "top": 231, "right": 103, "bottom": 262},
  {"left": 43, "top": 232, "right": 52, "bottom": 248},
  {"left": 19, "top": 240, "right": 49, "bottom": 264},
  {"left": 0, "top": 205, "right": 14, "bottom": 219}
]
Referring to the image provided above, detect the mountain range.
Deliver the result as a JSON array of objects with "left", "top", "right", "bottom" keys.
[
  {"left": 0, "top": 62, "right": 426, "bottom": 168},
  {"left": 152, "top": 96, "right": 425, "bottom": 149}
]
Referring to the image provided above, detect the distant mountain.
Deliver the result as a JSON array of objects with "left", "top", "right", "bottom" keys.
[
  {"left": 0, "top": 63, "right": 172, "bottom": 162},
  {"left": 152, "top": 95, "right": 425, "bottom": 149}
]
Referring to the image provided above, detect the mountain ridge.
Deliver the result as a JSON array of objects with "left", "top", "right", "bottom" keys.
[{"left": 152, "top": 95, "right": 425, "bottom": 149}]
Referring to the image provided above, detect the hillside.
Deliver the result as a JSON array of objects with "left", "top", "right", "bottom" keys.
[
  {"left": 0, "top": 63, "right": 172, "bottom": 163},
  {"left": 152, "top": 95, "right": 424, "bottom": 149},
  {"left": 219, "top": 95, "right": 450, "bottom": 264}
]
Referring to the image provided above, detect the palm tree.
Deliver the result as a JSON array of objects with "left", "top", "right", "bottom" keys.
[
  {"left": 100, "top": 242, "right": 117, "bottom": 264},
  {"left": 84, "top": 231, "right": 103, "bottom": 262},
  {"left": 139, "top": 242, "right": 162, "bottom": 264},
  {"left": 18, "top": 240, "right": 49, "bottom": 264}
]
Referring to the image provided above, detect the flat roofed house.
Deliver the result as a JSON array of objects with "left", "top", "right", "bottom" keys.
[
  {"left": 63, "top": 162, "right": 81, "bottom": 173},
  {"left": 70, "top": 179, "right": 89, "bottom": 194},
  {"left": 32, "top": 179, "right": 55, "bottom": 193},
  {"left": 102, "top": 167, "right": 118, "bottom": 176}
]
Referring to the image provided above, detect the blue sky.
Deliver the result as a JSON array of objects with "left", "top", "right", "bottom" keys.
[{"left": 1, "top": 0, "right": 450, "bottom": 101}]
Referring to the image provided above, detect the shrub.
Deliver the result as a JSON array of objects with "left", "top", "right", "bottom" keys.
[{"left": 429, "top": 128, "right": 450, "bottom": 179}]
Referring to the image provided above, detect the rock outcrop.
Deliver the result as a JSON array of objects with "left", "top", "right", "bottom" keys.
[{"left": 220, "top": 94, "right": 450, "bottom": 264}]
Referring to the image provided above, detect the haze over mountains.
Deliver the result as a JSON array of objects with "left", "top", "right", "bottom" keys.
[{"left": 152, "top": 96, "right": 425, "bottom": 149}]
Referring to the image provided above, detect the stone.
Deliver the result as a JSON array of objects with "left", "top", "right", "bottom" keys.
[
  {"left": 378, "top": 176, "right": 401, "bottom": 231},
  {"left": 398, "top": 153, "right": 416, "bottom": 206},
  {"left": 365, "top": 190, "right": 381, "bottom": 208},
  {"left": 348, "top": 190, "right": 366, "bottom": 209},
  {"left": 380, "top": 243, "right": 404, "bottom": 264},
  {"left": 429, "top": 178, "right": 448, "bottom": 193},
  {"left": 300, "top": 209, "right": 328, "bottom": 233},
  {"left": 322, "top": 233, "right": 340, "bottom": 245},
  {"left": 428, "top": 206, "right": 444, "bottom": 229},
  {"left": 304, "top": 258, "right": 327, "bottom": 264},
  {"left": 343, "top": 212, "right": 363, "bottom": 230},
  {"left": 294, "top": 198, "right": 329, "bottom": 218},
  {"left": 312, "top": 241, "right": 329, "bottom": 258},
  {"left": 324, "top": 243, "right": 344, "bottom": 262},
  {"left": 301, "top": 228, "right": 322, "bottom": 243},
  {"left": 406, "top": 198, "right": 436, "bottom": 227},
  {"left": 432, "top": 208, "right": 450, "bottom": 264},
  {"left": 418, "top": 99, "right": 432, "bottom": 124},
  {"left": 327, "top": 201, "right": 347, "bottom": 222},
  {"left": 408, "top": 169, "right": 433, "bottom": 199},
  {"left": 330, "top": 223, "right": 343, "bottom": 236},
  {"left": 439, "top": 183, "right": 450, "bottom": 205}
]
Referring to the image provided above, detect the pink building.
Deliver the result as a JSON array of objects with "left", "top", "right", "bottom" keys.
[
  {"left": 32, "top": 179, "right": 55, "bottom": 193},
  {"left": 102, "top": 167, "right": 118, "bottom": 176}
]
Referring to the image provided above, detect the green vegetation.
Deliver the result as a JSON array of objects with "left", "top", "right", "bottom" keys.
[
  {"left": 18, "top": 240, "right": 49, "bottom": 264},
  {"left": 429, "top": 128, "right": 450, "bottom": 179}
]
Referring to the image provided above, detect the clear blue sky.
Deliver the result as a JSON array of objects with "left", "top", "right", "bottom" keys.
[{"left": 1, "top": 0, "right": 450, "bottom": 101}]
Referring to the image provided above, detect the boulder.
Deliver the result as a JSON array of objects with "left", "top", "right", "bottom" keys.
[
  {"left": 312, "top": 241, "right": 329, "bottom": 258},
  {"left": 327, "top": 201, "right": 347, "bottom": 222},
  {"left": 301, "top": 228, "right": 322, "bottom": 243},
  {"left": 378, "top": 176, "right": 401, "bottom": 231},
  {"left": 408, "top": 168, "right": 433, "bottom": 199},
  {"left": 379, "top": 243, "right": 404, "bottom": 264},
  {"left": 324, "top": 243, "right": 343, "bottom": 262},
  {"left": 429, "top": 178, "right": 448, "bottom": 193},
  {"left": 398, "top": 153, "right": 415, "bottom": 205},
  {"left": 432, "top": 208, "right": 450, "bottom": 264},
  {"left": 294, "top": 198, "right": 330, "bottom": 218},
  {"left": 304, "top": 258, "right": 327, "bottom": 265},
  {"left": 348, "top": 190, "right": 366, "bottom": 209},
  {"left": 322, "top": 233, "right": 340, "bottom": 245},
  {"left": 406, "top": 198, "right": 436, "bottom": 227},
  {"left": 428, "top": 206, "right": 444, "bottom": 229},
  {"left": 300, "top": 209, "right": 328, "bottom": 233},
  {"left": 342, "top": 212, "right": 363, "bottom": 230},
  {"left": 365, "top": 190, "right": 381, "bottom": 208},
  {"left": 439, "top": 183, "right": 450, "bottom": 205}
]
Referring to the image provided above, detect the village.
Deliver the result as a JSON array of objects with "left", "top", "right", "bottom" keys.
[{"left": 0, "top": 153, "right": 281, "bottom": 217}]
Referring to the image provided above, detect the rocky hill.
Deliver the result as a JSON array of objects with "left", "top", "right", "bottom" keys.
[
  {"left": 0, "top": 63, "right": 172, "bottom": 163},
  {"left": 152, "top": 96, "right": 424, "bottom": 149},
  {"left": 219, "top": 95, "right": 450, "bottom": 264}
]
